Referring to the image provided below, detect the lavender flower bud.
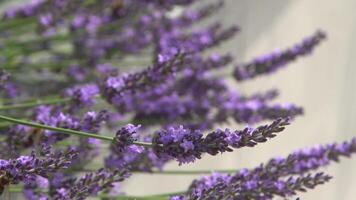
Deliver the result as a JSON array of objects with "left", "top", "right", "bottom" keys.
[{"left": 234, "top": 30, "right": 326, "bottom": 81}]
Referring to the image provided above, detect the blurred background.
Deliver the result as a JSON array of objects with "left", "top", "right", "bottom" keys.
[{"left": 121, "top": 0, "right": 356, "bottom": 199}]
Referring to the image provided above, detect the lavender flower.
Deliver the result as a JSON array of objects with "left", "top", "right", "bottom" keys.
[
  {"left": 173, "top": 137, "right": 356, "bottom": 199},
  {"left": 80, "top": 110, "right": 108, "bottom": 133},
  {"left": 105, "top": 124, "right": 145, "bottom": 170},
  {"left": 108, "top": 53, "right": 231, "bottom": 117},
  {"left": 0, "top": 145, "right": 77, "bottom": 194},
  {"left": 24, "top": 169, "right": 129, "bottom": 200},
  {"left": 3, "top": 0, "right": 45, "bottom": 19},
  {"left": 65, "top": 84, "right": 99, "bottom": 109},
  {"left": 172, "top": 1, "right": 224, "bottom": 27},
  {"left": 106, "top": 136, "right": 169, "bottom": 172},
  {"left": 155, "top": 24, "right": 239, "bottom": 60},
  {"left": 73, "top": 110, "right": 109, "bottom": 167},
  {"left": 35, "top": 111, "right": 80, "bottom": 144},
  {"left": 102, "top": 52, "right": 187, "bottom": 105},
  {"left": 220, "top": 99, "right": 303, "bottom": 124},
  {"left": 151, "top": 118, "right": 290, "bottom": 164},
  {"left": 61, "top": 168, "right": 130, "bottom": 200},
  {"left": 266, "top": 137, "right": 356, "bottom": 176},
  {"left": 174, "top": 171, "right": 331, "bottom": 200},
  {"left": 1, "top": 108, "right": 109, "bottom": 157},
  {"left": 234, "top": 30, "right": 327, "bottom": 81},
  {"left": 23, "top": 175, "right": 49, "bottom": 200},
  {"left": 111, "top": 124, "right": 142, "bottom": 154}
]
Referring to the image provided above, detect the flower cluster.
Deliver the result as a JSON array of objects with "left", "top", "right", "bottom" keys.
[
  {"left": 173, "top": 172, "right": 331, "bottom": 200},
  {"left": 105, "top": 124, "right": 146, "bottom": 170},
  {"left": 0, "top": 145, "right": 77, "bottom": 194},
  {"left": 173, "top": 136, "right": 356, "bottom": 200},
  {"left": 111, "top": 124, "right": 142, "bottom": 154},
  {"left": 151, "top": 118, "right": 290, "bottom": 164},
  {"left": 65, "top": 84, "right": 99, "bottom": 109},
  {"left": 55, "top": 168, "right": 130, "bottom": 200},
  {"left": 23, "top": 168, "right": 129, "bottom": 200}
]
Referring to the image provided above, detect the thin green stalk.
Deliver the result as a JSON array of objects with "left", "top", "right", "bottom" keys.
[
  {"left": 0, "top": 121, "right": 12, "bottom": 128},
  {"left": 8, "top": 186, "right": 23, "bottom": 193},
  {"left": 0, "top": 95, "right": 61, "bottom": 104},
  {"left": 4, "top": 56, "right": 152, "bottom": 71},
  {"left": 0, "top": 98, "right": 71, "bottom": 111},
  {"left": 60, "top": 166, "right": 230, "bottom": 176},
  {"left": 0, "top": 115, "right": 153, "bottom": 147},
  {"left": 82, "top": 164, "right": 237, "bottom": 175},
  {"left": 0, "top": 17, "right": 36, "bottom": 32},
  {"left": 145, "top": 191, "right": 185, "bottom": 198},
  {"left": 133, "top": 169, "right": 237, "bottom": 175},
  {"left": 100, "top": 191, "right": 185, "bottom": 200},
  {"left": 8, "top": 185, "right": 183, "bottom": 200}
]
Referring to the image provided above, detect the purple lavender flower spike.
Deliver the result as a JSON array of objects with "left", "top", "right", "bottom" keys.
[
  {"left": 105, "top": 145, "right": 144, "bottom": 170},
  {"left": 63, "top": 168, "right": 130, "bottom": 200},
  {"left": 0, "top": 145, "right": 77, "bottom": 195},
  {"left": 175, "top": 137, "right": 356, "bottom": 199},
  {"left": 234, "top": 30, "right": 326, "bottom": 81},
  {"left": 102, "top": 52, "right": 186, "bottom": 105},
  {"left": 111, "top": 124, "right": 142, "bottom": 154},
  {"left": 23, "top": 175, "right": 49, "bottom": 200},
  {"left": 65, "top": 84, "right": 99, "bottom": 109},
  {"left": 106, "top": 136, "right": 169, "bottom": 172},
  {"left": 25, "top": 169, "right": 129, "bottom": 200},
  {"left": 172, "top": 1, "right": 224, "bottom": 27},
  {"left": 174, "top": 171, "right": 331, "bottom": 200},
  {"left": 80, "top": 110, "right": 108, "bottom": 133},
  {"left": 216, "top": 91, "right": 303, "bottom": 124},
  {"left": 152, "top": 118, "right": 290, "bottom": 164},
  {"left": 1, "top": 110, "right": 80, "bottom": 156},
  {"left": 268, "top": 137, "right": 356, "bottom": 176},
  {"left": 73, "top": 110, "right": 109, "bottom": 167},
  {"left": 1, "top": 82, "right": 18, "bottom": 98}
]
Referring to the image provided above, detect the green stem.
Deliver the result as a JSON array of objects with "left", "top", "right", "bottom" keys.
[
  {"left": 100, "top": 191, "right": 185, "bottom": 200},
  {"left": 62, "top": 167, "right": 233, "bottom": 176},
  {"left": 81, "top": 164, "right": 237, "bottom": 175},
  {"left": 7, "top": 187, "right": 23, "bottom": 193},
  {"left": 8, "top": 185, "right": 184, "bottom": 199},
  {"left": 145, "top": 191, "right": 185, "bottom": 198},
  {"left": 0, "top": 98, "right": 71, "bottom": 111},
  {"left": 0, "top": 17, "right": 36, "bottom": 32},
  {"left": 133, "top": 169, "right": 237, "bottom": 175},
  {"left": 0, "top": 115, "right": 153, "bottom": 147}
]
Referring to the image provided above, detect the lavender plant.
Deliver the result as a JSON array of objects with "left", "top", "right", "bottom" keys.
[{"left": 0, "top": 0, "right": 353, "bottom": 199}]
